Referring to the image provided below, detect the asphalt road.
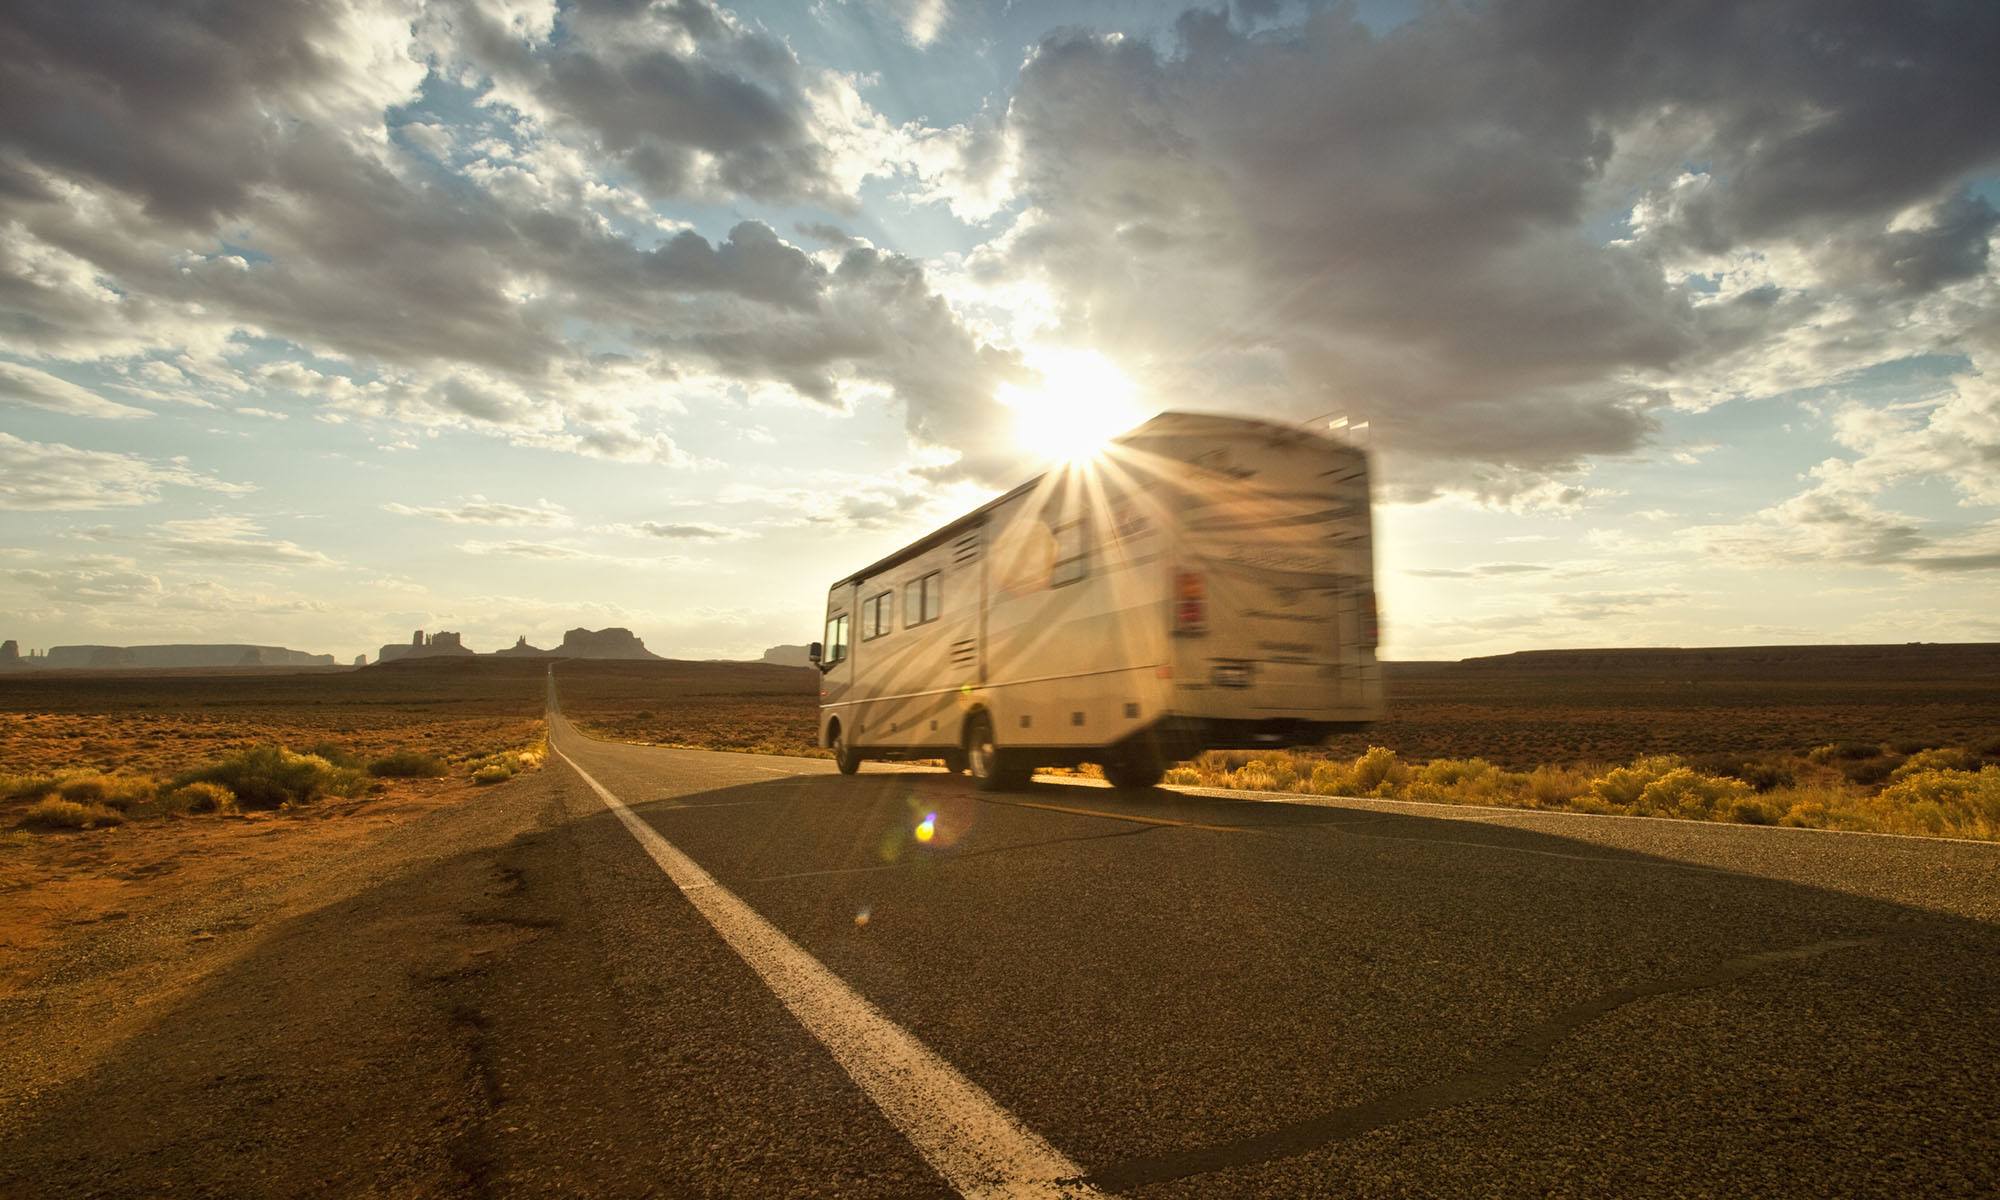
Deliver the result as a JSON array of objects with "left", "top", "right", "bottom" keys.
[{"left": 5, "top": 685, "right": 1998, "bottom": 1198}]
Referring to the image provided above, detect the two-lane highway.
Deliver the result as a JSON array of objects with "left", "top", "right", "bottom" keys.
[
  {"left": 6, "top": 692, "right": 1995, "bottom": 1198},
  {"left": 544, "top": 695, "right": 2000, "bottom": 1198}
]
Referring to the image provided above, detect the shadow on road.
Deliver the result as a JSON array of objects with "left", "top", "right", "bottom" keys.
[{"left": 5, "top": 761, "right": 1997, "bottom": 1198}]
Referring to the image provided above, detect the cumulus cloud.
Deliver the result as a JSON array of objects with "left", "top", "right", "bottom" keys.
[
  {"left": 430, "top": 0, "right": 890, "bottom": 207},
  {"left": 0, "top": 433, "right": 250, "bottom": 510},
  {"left": 954, "top": 1, "right": 2000, "bottom": 503},
  {"left": 0, "top": 0, "right": 1018, "bottom": 474},
  {"left": 1687, "top": 332, "right": 2000, "bottom": 574}
]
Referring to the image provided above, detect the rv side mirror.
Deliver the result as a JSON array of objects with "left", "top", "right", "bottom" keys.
[{"left": 808, "top": 641, "right": 823, "bottom": 664}]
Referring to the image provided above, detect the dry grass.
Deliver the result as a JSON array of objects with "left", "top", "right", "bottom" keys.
[
  {"left": 1, "top": 659, "right": 550, "bottom": 834},
  {"left": 1162, "top": 744, "right": 2000, "bottom": 840},
  {"left": 468, "top": 735, "right": 547, "bottom": 785},
  {"left": 555, "top": 659, "right": 825, "bottom": 757},
  {"left": 22, "top": 797, "right": 126, "bottom": 829},
  {"left": 0, "top": 660, "right": 548, "bottom": 777},
  {"left": 367, "top": 750, "right": 449, "bottom": 778}
]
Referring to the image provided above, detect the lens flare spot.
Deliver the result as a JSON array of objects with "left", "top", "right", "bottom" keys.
[
  {"left": 915, "top": 813, "right": 937, "bottom": 843},
  {"left": 854, "top": 908, "right": 871, "bottom": 928}
]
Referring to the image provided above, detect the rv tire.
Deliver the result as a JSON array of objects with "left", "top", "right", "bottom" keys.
[
  {"left": 831, "top": 724, "right": 862, "bottom": 775},
  {"left": 1103, "top": 741, "right": 1167, "bottom": 790},
  {"left": 965, "top": 714, "right": 1029, "bottom": 792}
]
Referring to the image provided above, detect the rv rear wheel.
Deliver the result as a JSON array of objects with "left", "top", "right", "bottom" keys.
[
  {"left": 1103, "top": 741, "right": 1167, "bottom": 790},
  {"left": 832, "top": 724, "right": 862, "bottom": 775},
  {"left": 965, "top": 714, "right": 1029, "bottom": 792}
]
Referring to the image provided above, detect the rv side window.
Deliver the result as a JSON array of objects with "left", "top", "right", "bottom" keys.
[
  {"left": 1050, "top": 518, "right": 1088, "bottom": 587},
  {"left": 824, "top": 613, "right": 850, "bottom": 664},
  {"left": 862, "top": 592, "right": 893, "bottom": 640},
  {"left": 904, "top": 571, "right": 942, "bottom": 626}
]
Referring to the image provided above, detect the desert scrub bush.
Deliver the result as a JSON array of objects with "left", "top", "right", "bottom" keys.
[
  {"left": 1866, "top": 767, "right": 2000, "bottom": 839},
  {"left": 0, "top": 772, "right": 60, "bottom": 801},
  {"left": 1586, "top": 756, "right": 1685, "bottom": 809},
  {"left": 468, "top": 745, "right": 545, "bottom": 786},
  {"left": 1840, "top": 756, "right": 1901, "bottom": 786},
  {"left": 23, "top": 797, "right": 125, "bottom": 829},
  {"left": 1142, "top": 743, "right": 1995, "bottom": 841},
  {"left": 367, "top": 750, "right": 448, "bottom": 778},
  {"left": 1403, "top": 757, "right": 1510, "bottom": 805},
  {"left": 1889, "top": 748, "right": 1975, "bottom": 780},
  {"left": 1725, "top": 796, "right": 1783, "bottom": 825},
  {"left": 1227, "top": 759, "right": 1295, "bottom": 793},
  {"left": 173, "top": 746, "right": 365, "bottom": 809},
  {"left": 305, "top": 741, "right": 364, "bottom": 769},
  {"left": 1350, "top": 745, "right": 1408, "bottom": 793},
  {"left": 1691, "top": 754, "right": 1798, "bottom": 792},
  {"left": 54, "top": 772, "right": 157, "bottom": 810},
  {"left": 1307, "top": 760, "right": 1355, "bottom": 795},
  {"left": 1626, "top": 767, "right": 1753, "bottom": 820},
  {"left": 162, "top": 781, "right": 238, "bottom": 816},
  {"left": 1525, "top": 764, "right": 1593, "bottom": 807},
  {"left": 1808, "top": 741, "right": 1883, "bottom": 763}
]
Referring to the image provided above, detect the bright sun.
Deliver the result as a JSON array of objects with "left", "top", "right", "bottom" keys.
[{"left": 998, "top": 347, "right": 1147, "bottom": 462}]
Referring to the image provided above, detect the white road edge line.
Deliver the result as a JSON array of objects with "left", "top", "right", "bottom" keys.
[{"left": 552, "top": 743, "right": 1100, "bottom": 1200}]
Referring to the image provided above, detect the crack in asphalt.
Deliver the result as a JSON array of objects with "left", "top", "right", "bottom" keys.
[{"left": 1078, "top": 935, "right": 1884, "bottom": 1192}]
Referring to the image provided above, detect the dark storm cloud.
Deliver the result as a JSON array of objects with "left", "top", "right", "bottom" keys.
[
  {"left": 1567, "top": 2, "right": 2000, "bottom": 242},
  {"left": 433, "top": 0, "right": 858, "bottom": 207},
  {"left": 1863, "top": 191, "right": 1999, "bottom": 295},
  {"left": 669, "top": 246, "right": 1026, "bottom": 479},
  {"left": 992, "top": 0, "right": 2000, "bottom": 492},
  {"left": 0, "top": 0, "right": 363, "bottom": 227}
]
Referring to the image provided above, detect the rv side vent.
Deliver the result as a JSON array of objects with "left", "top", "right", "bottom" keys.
[
  {"left": 952, "top": 534, "right": 980, "bottom": 564},
  {"left": 949, "top": 638, "right": 977, "bottom": 667}
]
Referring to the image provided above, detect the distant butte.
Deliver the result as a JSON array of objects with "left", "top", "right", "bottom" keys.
[
  {"left": 1, "top": 643, "right": 335, "bottom": 670},
  {"left": 552, "top": 627, "right": 660, "bottom": 660},
  {"left": 761, "top": 643, "right": 812, "bottom": 668},
  {"left": 363, "top": 626, "right": 662, "bottom": 663}
]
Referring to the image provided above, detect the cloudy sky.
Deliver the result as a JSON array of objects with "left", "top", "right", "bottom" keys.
[{"left": 2, "top": 0, "right": 1997, "bottom": 663}]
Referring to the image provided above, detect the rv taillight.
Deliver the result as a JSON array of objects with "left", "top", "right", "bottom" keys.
[
  {"left": 1361, "top": 589, "right": 1379, "bottom": 650},
  {"left": 1173, "top": 570, "right": 1208, "bottom": 636}
]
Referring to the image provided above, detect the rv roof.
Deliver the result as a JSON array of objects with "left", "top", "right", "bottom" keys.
[{"left": 827, "top": 410, "right": 1356, "bottom": 591}]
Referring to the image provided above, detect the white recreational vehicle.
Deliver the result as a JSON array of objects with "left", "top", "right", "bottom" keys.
[{"left": 808, "top": 411, "right": 1383, "bottom": 790}]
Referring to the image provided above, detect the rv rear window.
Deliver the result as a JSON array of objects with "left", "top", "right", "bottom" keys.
[
  {"left": 905, "top": 571, "right": 942, "bottom": 626},
  {"left": 862, "top": 592, "right": 894, "bottom": 640},
  {"left": 1051, "top": 518, "right": 1088, "bottom": 587},
  {"left": 824, "top": 613, "right": 849, "bottom": 664}
]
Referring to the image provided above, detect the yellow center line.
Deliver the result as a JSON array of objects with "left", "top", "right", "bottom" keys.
[{"left": 993, "top": 797, "right": 1254, "bottom": 834}]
